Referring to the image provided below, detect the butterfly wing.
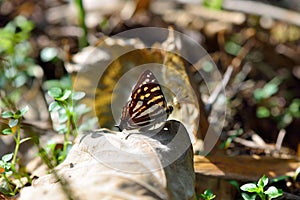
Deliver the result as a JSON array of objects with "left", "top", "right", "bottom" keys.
[{"left": 119, "top": 70, "right": 172, "bottom": 131}]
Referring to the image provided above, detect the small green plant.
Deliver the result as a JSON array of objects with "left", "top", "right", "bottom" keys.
[
  {"left": 0, "top": 15, "right": 41, "bottom": 110},
  {"left": 74, "top": 0, "right": 88, "bottom": 48},
  {"left": 254, "top": 77, "right": 282, "bottom": 120},
  {"left": 203, "top": 0, "right": 223, "bottom": 10},
  {"left": 47, "top": 87, "right": 94, "bottom": 164},
  {"left": 0, "top": 106, "right": 31, "bottom": 195},
  {"left": 256, "top": 97, "right": 300, "bottom": 129},
  {"left": 240, "top": 175, "right": 283, "bottom": 200},
  {"left": 253, "top": 76, "right": 300, "bottom": 129},
  {"left": 48, "top": 87, "right": 80, "bottom": 163},
  {"left": 1, "top": 106, "right": 30, "bottom": 169},
  {"left": 253, "top": 77, "right": 282, "bottom": 103},
  {"left": 199, "top": 189, "right": 216, "bottom": 200}
]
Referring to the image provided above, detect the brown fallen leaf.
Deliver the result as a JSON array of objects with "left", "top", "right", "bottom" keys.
[{"left": 194, "top": 154, "right": 300, "bottom": 181}]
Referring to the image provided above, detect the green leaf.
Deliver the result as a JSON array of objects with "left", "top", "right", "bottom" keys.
[
  {"left": 1, "top": 111, "right": 13, "bottom": 118},
  {"left": 56, "top": 90, "right": 72, "bottom": 101},
  {"left": 264, "top": 186, "right": 283, "bottom": 199},
  {"left": 5, "top": 170, "right": 12, "bottom": 176},
  {"left": 240, "top": 183, "right": 258, "bottom": 192},
  {"left": 46, "top": 142, "right": 57, "bottom": 151},
  {"left": 225, "top": 41, "right": 241, "bottom": 56},
  {"left": 229, "top": 180, "right": 240, "bottom": 191},
  {"left": 0, "top": 183, "right": 13, "bottom": 195},
  {"left": 253, "top": 89, "right": 264, "bottom": 101},
  {"left": 8, "top": 119, "right": 18, "bottom": 127},
  {"left": 0, "top": 29, "right": 14, "bottom": 52},
  {"left": 78, "top": 117, "right": 98, "bottom": 131},
  {"left": 59, "top": 112, "right": 68, "bottom": 123},
  {"left": 40, "top": 47, "right": 58, "bottom": 62},
  {"left": 278, "top": 113, "right": 293, "bottom": 129},
  {"left": 202, "top": 61, "right": 214, "bottom": 73},
  {"left": 241, "top": 192, "right": 257, "bottom": 200},
  {"left": 75, "top": 104, "right": 91, "bottom": 116},
  {"left": 55, "top": 124, "right": 67, "bottom": 134},
  {"left": 203, "top": 189, "right": 216, "bottom": 199},
  {"left": 200, "top": 194, "right": 207, "bottom": 199},
  {"left": 14, "top": 106, "right": 29, "bottom": 118},
  {"left": 258, "top": 175, "right": 268, "bottom": 188},
  {"left": 271, "top": 175, "right": 289, "bottom": 183},
  {"left": 1, "top": 160, "right": 11, "bottom": 170},
  {"left": 14, "top": 73, "right": 27, "bottom": 87},
  {"left": 289, "top": 99, "right": 300, "bottom": 118},
  {"left": 72, "top": 91, "right": 85, "bottom": 100},
  {"left": 262, "top": 83, "right": 278, "bottom": 98},
  {"left": 256, "top": 106, "right": 270, "bottom": 118},
  {"left": 15, "top": 15, "right": 34, "bottom": 33},
  {"left": 43, "top": 76, "right": 72, "bottom": 90},
  {"left": 100, "top": 17, "right": 109, "bottom": 30},
  {"left": 48, "top": 87, "right": 63, "bottom": 98},
  {"left": 2, "top": 153, "right": 13, "bottom": 162},
  {"left": 13, "top": 111, "right": 21, "bottom": 119},
  {"left": 19, "top": 105, "right": 29, "bottom": 116},
  {"left": 254, "top": 77, "right": 282, "bottom": 101},
  {"left": 294, "top": 166, "right": 300, "bottom": 181},
  {"left": 48, "top": 101, "right": 61, "bottom": 112},
  {"left": 2, "top": 128, "right": 13, "bottom": 135},
  {"left": 203, "top": 0, "right": 223, "bottom": 10},
  {"left": 20, "top": 137, "right": 31, "bottom": 144}
]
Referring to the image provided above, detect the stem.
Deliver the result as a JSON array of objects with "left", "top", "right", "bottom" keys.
[
  {"left": 3, "top": 173, "right": 14, "bottom": 195},
  {"left": 71, "top": 112, "right": 78, "bottom": 137},
  {"left": 11, "top": 123, "right": 21, "bottom": 169},
  {"left": 62, "top": 103, "right": 71, "bottom": 160},
  {"left": 74, "top": 0, "right": 88, "bottom": 48},
  {"left": 63, "top": 114, "right": 71, "bottom": 151},
  {"left": 14, "top": 169, "right": 26, "bottom": 188},
  {"left": 70, "top": 98, "right": 78, "bottom": 138},
  {"left": 258, "top": 192, "right": 266, "bottom": 200}
]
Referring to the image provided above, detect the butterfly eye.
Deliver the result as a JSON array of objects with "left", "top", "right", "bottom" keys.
[{"left": 119, "top": 70, "right": 173, "bottom": 132}]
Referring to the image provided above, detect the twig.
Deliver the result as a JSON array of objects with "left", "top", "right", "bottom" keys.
[
  {"left": 223, "top": 0, "right": 300, "bottom": 26},
  {"left": 233, "top": 137, "right": 261, "bottom": 149},
  {"left": 185, "top": 4, "right": 246, "bottom": 25},
  {"left": 251, "top": 133, "right": 266, "bottom": 147},
  {"left": 275, "top": 129, "right": 286, "bottom": 151},
  {"left": 233, "top": 137, "right": 275, "bottom": 151},
  {"left": 233, "top": 130, "right": 266, "bottom": 149},
  {"left": 207, "top": 37, "right": 254, "bottom": 111},
  {"left": 228, "top": 62, "right": 252, "bottom": 98},
  {"left": 206, "top": 65, "right": 233, "bottom": 108}
]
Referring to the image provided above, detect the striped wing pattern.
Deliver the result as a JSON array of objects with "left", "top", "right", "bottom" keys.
[{"left": 119, "top": 70, "right": 172, "bottom": 131}]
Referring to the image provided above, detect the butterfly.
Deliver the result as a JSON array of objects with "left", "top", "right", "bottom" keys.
[{"left": 118, "top": 70, "right": 173, "bottom": 132}]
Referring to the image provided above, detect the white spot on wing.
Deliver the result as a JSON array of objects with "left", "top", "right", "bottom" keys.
[{"left": 132, "top": 101, "right": 143, "bottom": 112}]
